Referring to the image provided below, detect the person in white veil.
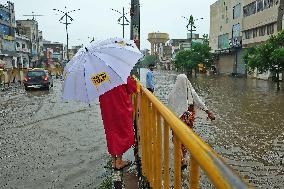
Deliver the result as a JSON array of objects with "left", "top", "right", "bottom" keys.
[{"left": 168, "top": 74, "right": 215, "bottom": 170}]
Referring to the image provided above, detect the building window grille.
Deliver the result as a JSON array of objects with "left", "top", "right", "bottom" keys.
[
  {"left": 267, "top": 24, "right": 274, "bottom": 35},
  {"left": 253, "top": 28, "right": 258, "bottom": 38},
  {"left": 257, "top": 0, "right": 264, "bottom": 12},
  {"left": 233, "top": 4, "right": 241, "bottom": 19},
  {"left": 243, "top": 2, "right": 256, "bottom": 17},
  {"left": 264, "top": 0, "right": 274, "bottom": 9},
  {"left": 244, "top": 30, "right": 252, "bottom": 39},
  {"left": 259, "top": 26, "right": 266, "bottom": 36}
]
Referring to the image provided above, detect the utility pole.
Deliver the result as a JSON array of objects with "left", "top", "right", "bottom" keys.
[
  {"left": 130, "top": 0, "right": 140, "bottom": 49},
  {"left": 111, "top": 7, "right": 130, "bottom": 38},
  {"left": 53, "top": 7, "right": 80, "bottom": 61}
]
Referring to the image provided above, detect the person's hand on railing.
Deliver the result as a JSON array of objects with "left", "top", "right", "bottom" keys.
[{"left": 205, "top": 110, "right": 215, "bottom": 121}]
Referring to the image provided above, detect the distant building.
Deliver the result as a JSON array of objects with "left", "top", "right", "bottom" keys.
[
  {"left": 42, "top": 40, "right": 64, "bottom": 67},
  {"left": 69, "top": 45, "right": 83, "bottom": 60},
  {"left": 16, "top": 19, "right": 41, "bottom": 67},
  {"left": 169, "top": 33, "right": 205, "bottom": 59},
  {"left": 15, "top": 34, "right": 30, "bottom": 68},
  {"left": 210, "top": 0, "right": 282, "bottom": 77},
  {"left": 0, "top": 1, "right": 16, "bottom": 68}
]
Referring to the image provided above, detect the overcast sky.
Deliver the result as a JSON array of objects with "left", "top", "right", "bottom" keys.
[{"left": 10, "top": 0, "right": 216, "bottom": 49}]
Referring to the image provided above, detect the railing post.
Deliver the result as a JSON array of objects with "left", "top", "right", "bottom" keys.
[
  {"left": 174, "top": 133, "right": 182, "bottom": 188},
  {"left": 190, "top": 156, "right": 200, "bottom": 189},
  {"left": 164, "top": 122, "right": 170, "bottom": 189},
  {"left": 156, "top": 113, "right": 162, "bottom": 188}
]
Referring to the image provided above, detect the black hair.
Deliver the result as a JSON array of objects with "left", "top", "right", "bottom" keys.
[{"left": 148, "top": 64, "right": 155, "bottom": 68}]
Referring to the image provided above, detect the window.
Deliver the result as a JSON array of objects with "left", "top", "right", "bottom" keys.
[
  {"left": 244, "top": 30, "right": 252, "bottom": 39},
  {"left": 257, "top": 0, "right": 264, "bottom": 12},
  {"left": 264, "top": 0, "right": 274, "bottom": 9},
  {"left": 0, "top": 24, "right": 11, "bottom": 35},
  {"left": 232, "top": 24, "right": 241, "bottom": 38},
  {"left": 233, "top": 4, "right": 241, "bottom": 19},
  {"left": 218, "top": 34, "right": 229, "bottom": 49},
  {"left": 243, "top": 2, "right": 256, "bottom": 17},
  {"left": 16, "top": 42, "right": 20, "bottom": 48},
  {"left": 267, "top": 24, "right": 274, "bottom": 35},
  {"left": 22, "top": 44, "right": 26, "bottom": 49},
  {"left": 259, "top": 26, "right": 266, "bottom": 36},
  {"left": 253, "top": 28, "right": 258, "bottom": 38}
]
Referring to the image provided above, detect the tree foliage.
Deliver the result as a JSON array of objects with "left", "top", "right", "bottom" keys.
[
  {"left": 140, "top": 55, "right": 158, "bottom": 68},
  {"left": 243, "top": 30, "right": 284, "bottom": 74},
  {"left": 173, "top": 43, "right": 213, "bottom": 72},
  {"left": 243, "top": 30, "right": 284, "bottom": 89}
]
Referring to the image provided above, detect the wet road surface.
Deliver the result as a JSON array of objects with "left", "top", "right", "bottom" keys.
[
  {"left": 0, "top": 80, "right": 109, "bottom": 188},
  {"left": 1, "top": 70, "right": 284, "bottom": 188}
]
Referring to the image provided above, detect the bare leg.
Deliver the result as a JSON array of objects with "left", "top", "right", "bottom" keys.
[
  {"left": 111, "top": 155, "right": 116, "bottom": 168},
  {"left": 115, "top": 155, "right": 131, "bottom": 169}
]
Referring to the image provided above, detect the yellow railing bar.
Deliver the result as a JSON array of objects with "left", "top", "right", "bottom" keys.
[
  {"left": 173, "top": 134, "right": 182, "bottom": 188},
  {"left": 164, "top": 121, "right": 170, "bottom": 189},
  {"left": 135, "top": 84, "right": 251, "bottom": 189},
  {"left": 190, "top": 156, "right": 200, "bottom": 189},
  {"left": 156, "top": 112, "right": 163, "bottom": 188}
]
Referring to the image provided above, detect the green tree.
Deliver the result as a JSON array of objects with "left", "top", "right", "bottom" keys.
[
  {"left": 174, "top": 43, "right": 213, "bottom": 76},
  {"left": 140, "top": 55, "right": 158, "bottom": 68},
  {"left": 243, "top": 30, "right": 284, "bottom": 90}
]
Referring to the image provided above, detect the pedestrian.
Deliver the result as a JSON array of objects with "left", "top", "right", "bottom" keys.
[
  {"left": 99, "top": 76, "right": 137, "bottom": 170},
  {"left": 167, "top": 74, "right": 215, "bottom": 170},
  {"left": 146, "top": 63, "right": 155, "bottom": 93}
]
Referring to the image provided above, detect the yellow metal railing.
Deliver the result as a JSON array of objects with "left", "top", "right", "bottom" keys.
[{"left": 133, "top": 84, "right": 252, "bottom": 189}]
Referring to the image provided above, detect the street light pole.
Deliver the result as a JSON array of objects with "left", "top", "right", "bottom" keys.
[
  {"left": 53, "top": 7, "right": 80, "bottom": 61},
  {"left": 111, "top": 7, "right": 130, "bottom": 38},
  {"left": 182, "top": 15, "right": 203, "bottom": 46},
  {"left": 130, "top": 0, "right": 140, "bottom": 49}
]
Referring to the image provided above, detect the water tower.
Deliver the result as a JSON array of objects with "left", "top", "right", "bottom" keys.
[{"left": 147, "top": 32, "right": 169, "bottom": 55}]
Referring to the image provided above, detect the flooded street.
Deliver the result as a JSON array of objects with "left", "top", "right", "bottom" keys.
[
  {"left": 0, "top": 80, "right": 109, "bottom": 188},
  {"left": 153, "top": 70, "right": 284, "bottom": 188},
  {"left": 1, "top": 70, "right": 284, "bottom": 188}
]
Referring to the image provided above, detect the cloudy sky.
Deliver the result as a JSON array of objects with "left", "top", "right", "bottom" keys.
[{"left": 10, "top": 0, "right": 216, "bottom": 49}]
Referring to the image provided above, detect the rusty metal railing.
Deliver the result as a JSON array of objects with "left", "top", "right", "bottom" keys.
[{"left": 133, "top": 83, "right": 252, "bottom": 189}]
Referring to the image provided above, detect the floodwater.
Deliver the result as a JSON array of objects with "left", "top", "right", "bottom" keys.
[
  {"left": 151, "top": 69, "right": 284, "bottom": 188},
  {"left": 0, "top": 70, "right": 284, "bottom": 188}
]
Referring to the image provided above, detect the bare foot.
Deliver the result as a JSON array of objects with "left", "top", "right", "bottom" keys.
[{"left": 115, "top": 159, "right": 131, "bottom": 170}]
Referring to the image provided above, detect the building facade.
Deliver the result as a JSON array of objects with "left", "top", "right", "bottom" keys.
[
  {"left": 42, "top": 40, "right": 64, "bottom": 67},
  {"left": 210, "top": 0, "right": 282, "bottom": 76},
  {"left": 16, "top": 19, "right": 41, "bottom": 67},
  {"left": 15, "top": 34, "right": 30, "bottom": 68},
  {"left": 0, "top": 1, "right": 16, "bottom": 68}
]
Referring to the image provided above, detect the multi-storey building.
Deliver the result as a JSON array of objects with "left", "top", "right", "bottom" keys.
[
  {"left": 210, "top": 0, "right": 283, "bottom": 76},
  {"left": 15, "top": 34, "right": 30, "bottom": 68},
  {"left": 42, "top": 40, "right": 64, "bottom": 67},
  {"left": 0, "top": 1, "right": 16, "bottom": 68},
  {"left": 16, "top": 19, "right": 41, "bottom": 67}
]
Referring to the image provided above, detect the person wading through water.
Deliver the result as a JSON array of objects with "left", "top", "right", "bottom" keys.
[{"left": 168, "top": 74, "right": 215, "bottom": 170}]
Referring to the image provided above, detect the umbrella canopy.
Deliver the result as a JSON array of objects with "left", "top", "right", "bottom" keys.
[{"left": 62, "top": 37, "right": 143, "bottom": 103}]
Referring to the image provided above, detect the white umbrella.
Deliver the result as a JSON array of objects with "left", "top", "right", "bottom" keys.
[{"left": 62, "top": 37, "right": 143, "bottom": 103}]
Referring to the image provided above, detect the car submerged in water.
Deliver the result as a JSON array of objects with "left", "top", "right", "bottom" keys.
[{"left": 23, "top": 69, "right": 53, "bottom": 90}]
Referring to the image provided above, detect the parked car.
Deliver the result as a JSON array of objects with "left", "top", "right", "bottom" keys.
[{"left": 23, "top": 69, "right": 53, "bottom": 90}]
